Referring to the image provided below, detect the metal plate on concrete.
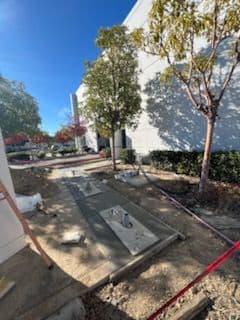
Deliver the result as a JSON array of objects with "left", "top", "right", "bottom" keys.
[
  {"left": 99, "top": 205, "right": 159, "bottom": 256},
  {"left": 78, "top": 181, "right": 102, "bottom": 197}
]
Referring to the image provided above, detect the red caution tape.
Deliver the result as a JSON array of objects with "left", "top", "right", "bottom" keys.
[{"left": 147, "top": 241, "right": 240, "bottom": 320}]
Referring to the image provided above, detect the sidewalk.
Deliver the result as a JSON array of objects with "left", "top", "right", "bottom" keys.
[{"left": 9, "top": 154, "right": 101, "bottom": 170}]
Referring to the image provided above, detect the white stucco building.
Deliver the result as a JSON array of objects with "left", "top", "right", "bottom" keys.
[{"left": 71, "top": 0, "right": 240, "bottom": 156}]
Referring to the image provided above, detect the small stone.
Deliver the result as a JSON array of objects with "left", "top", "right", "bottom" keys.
[{"left": 111, "top": 298, "right": 119, "bottom": 306}]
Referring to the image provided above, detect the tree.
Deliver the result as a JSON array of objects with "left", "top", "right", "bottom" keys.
[
  {"left": 55, "top": 120, "right": 86, "bottom": 146},
  {"left": 32, "top": 132, "right": 50, "bottom": 144},
  {"left": 132, "top": 0, "right": 240, "bottom": 193},
  {"left": 55, "top": 127, "right": 73, "bottom": 144},
  {"left": 68, "top": 119, "right": 87, "bottom": 139},
  {"left": 4, "top": 132, "right": 29, "bottom": 146},
  {"left": 0, "top": 75, "right": 41, "bottom": 136},
  {"left": 81, "top": 25, "right": 142, "bottom": 170}
]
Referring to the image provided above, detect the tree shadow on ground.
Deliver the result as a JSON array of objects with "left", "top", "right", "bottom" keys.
[
  {"left": 13, "top": 164, "right": 240, "bottom": 319},
  {"left": 0, "top": 246, "right": 135, "bottom": 320}
]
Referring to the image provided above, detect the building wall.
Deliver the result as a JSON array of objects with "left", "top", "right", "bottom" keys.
[
  {"left": 0, "top": 129, "right": 25, "bottom": 263},
  {"left": 124, "top": 0, "right": 240, "bottom": 154},
  {"left": 75, "top": 85, "right": 99, "bottom": 152},
  {"left": 74, "top": 0, "right": 240, "bottom": 155}
]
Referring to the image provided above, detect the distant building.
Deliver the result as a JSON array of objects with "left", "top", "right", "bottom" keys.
[{"left": 71, "top": 0, "right": 240, "bottom": 156}]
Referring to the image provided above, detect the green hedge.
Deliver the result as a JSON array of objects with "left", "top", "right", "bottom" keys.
[
  {"left": 120, "top": 149, "right": 136, "bottom": 164},
  {"left": 150, "top": 150, "right": 240, "bottom": 183},
  {"left": 7, "top": 151, "right": 30, "bottom": 161},
  {"left": 58, "top": 148, "right": 77, "bottom": 156}
]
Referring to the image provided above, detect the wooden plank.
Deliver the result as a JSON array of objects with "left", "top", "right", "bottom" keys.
[
  {"left": 0, "top": 277, "right": 15, "bottom": 299},
  {"left": 171, "top": 292, "right": 210, "bottom": 320},
  {"left": 216, "top": 225, "right": 240, "bottom": 230}
]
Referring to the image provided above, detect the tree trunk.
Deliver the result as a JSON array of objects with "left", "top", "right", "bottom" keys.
[
  {"left": 111, "top": 130, "right": 116, "bottom": 171},
  {"left": 199, "top": 118, "right": 215, "bottom": 193}
]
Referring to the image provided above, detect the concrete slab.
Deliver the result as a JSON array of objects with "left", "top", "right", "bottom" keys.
[
  {"left": 125, "top": 173, "right": 159, "bottom": 187},
  {"left": 64, "top": 173, "right": 177, "bottom": 263},
  {"left": 77, "top": 181, "right": 102, "bottom": 197},
  {"left": 46, "top": 298, "right": 85, "bottom": 320},
  {"left": 99, "top": 205, "right": 159, "bottom": 256}
]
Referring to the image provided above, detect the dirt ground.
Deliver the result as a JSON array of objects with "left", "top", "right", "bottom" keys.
[
  {"left": 10, "top": 164, "right": 240, "bottom": 319},
  {"left": 10, "top": 167, "right": 58, "bottom": 199},
  {"left": 81, "top": 166, "right": 240, "bottom": 320},
  {"left": 119, "top": 164, "right": 240, "bottom": 218}
]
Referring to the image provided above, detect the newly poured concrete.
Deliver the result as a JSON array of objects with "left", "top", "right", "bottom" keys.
[
  {"left": 99, "top": 205, "right": 159, "bottom": 256},
  {"left": 78, "top": 181, "right": 102, "bottom": 197},
  {"left": 64, "top": 171, "right": 178, "bottom": 266}
]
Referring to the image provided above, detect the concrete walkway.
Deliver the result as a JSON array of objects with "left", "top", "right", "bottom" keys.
[
  {"left": 64, "top": 174, "right": 176, "bottom": 267},
  {"left": 9, "top": 154, "right": 101, "bottom": 170}
]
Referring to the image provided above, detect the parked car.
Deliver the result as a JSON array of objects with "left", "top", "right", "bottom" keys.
[{"left": 83, "top": 145, "right": 95, "bottom": 154}]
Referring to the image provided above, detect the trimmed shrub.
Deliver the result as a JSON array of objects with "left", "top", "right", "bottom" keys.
[
  {"left": 99, "top": 147, "right": 111, "bottom": 158},
  {"left": 149, "top": 150, "right": 240, "bottom": 184},
  {"left": 58, "top": 148, "right": 77, "bottom": 156},
  {"left": 36, "top": 151, "right": 46, "bottom": 159},
  {"left": 120, "top": 148, "right": 136, "bottom": 164}
]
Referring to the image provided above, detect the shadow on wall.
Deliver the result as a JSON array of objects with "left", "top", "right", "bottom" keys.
[
  {"left": 144, "top": 40, "right": 240, "bottom": 151},
  {"left": 126, "top": 135, "right": 133, "bottom": 149}
]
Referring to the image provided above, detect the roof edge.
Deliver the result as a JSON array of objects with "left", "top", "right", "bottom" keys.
[{"left": 123, "top": 0, "right": 145, "bottom": 25}]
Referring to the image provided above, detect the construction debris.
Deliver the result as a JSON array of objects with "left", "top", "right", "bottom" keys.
[
  {"left": 16, "top": 193, "right": 42, "bottom": 213},
  {"left": 61, "top": 231, "right": 86, "bottom": 245},
  {"left": 114, "top": 170, "right": 139, "bottom": 183}
]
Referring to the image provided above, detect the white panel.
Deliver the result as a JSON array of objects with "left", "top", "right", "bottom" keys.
[
  {"left": 75, "top": 84, "right": 98, "bottom": 152},
  {"left": 0, "top": 129, "right": 25, "bottom": 263}
]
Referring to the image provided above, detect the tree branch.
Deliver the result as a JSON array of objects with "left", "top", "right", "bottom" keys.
[
  {"left": 218, "top": 37, "right": 240, "bottom": 103},
  {"left": 218, "top": 59, "right": 239, "bottom": 103},
  {"left": 187, "top": 33, "right": 194, "bottom": 84},
  {"left": 212, "top": 0, "right": 218, "bottom": 48}
]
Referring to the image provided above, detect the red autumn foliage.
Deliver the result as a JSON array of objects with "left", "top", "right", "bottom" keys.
[
  {"left": 55, "top": 121, "right": 87, "bottom": 144},
  {"left": 32, "top": 133, "right": 49, "bottom": 144},
  {"left": 55, "top": 127, "right": 73, "bottom": 144},
  {"left": 69, "top": 122, "right": 87, "bottom": 137},
  {"left": 4, "top": 132, "right": 29, "bottom": 145}
]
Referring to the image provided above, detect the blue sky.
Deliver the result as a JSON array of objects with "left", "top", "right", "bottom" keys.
[{"left": 0, "top": 0, "right": 136, "bottom": 135}]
